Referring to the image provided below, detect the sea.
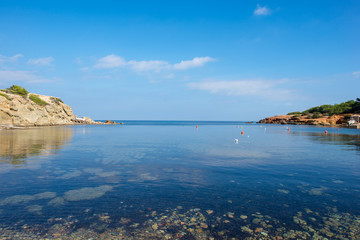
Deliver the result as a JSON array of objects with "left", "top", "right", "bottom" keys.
[{"left": 0, "top": 121, "right": 359, "bottom": 239}]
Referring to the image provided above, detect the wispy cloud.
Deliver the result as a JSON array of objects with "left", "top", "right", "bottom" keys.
[
  {"left": 94, "top": 54, "right": 127, "bottom": 69},
  {"left": 254, "top": 4, "right": 271, "bottom": 16},
  {"left": 128, "top": 60, "right": 169, "bottom": 72},
  {"left": 0, "top": 54, "right": 23, "bottom": 64},
  {"left": 187, "top": 80, "right": 293, "bottom": 100},
  {"left": 28, "top": 57, "right": 54, "bottom": 66},
  {"left": 93, "top": 54, "right": 215, "bottom": 72},
  {"left": 353, "top": 71, "right": 360, "bottom": 78},
  {"left": 173, "top": 57, "right": 216, "bottom": 70},
  {"left": 0, "top": 70, "right": 51, "bottom": 84}
]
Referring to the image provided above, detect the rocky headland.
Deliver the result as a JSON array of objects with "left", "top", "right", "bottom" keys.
[
  {"left": 0, "top": 85, "right": 117, "bottom": 128},
  {"left": 258, "top": 98, "right": 360, "bottom": 128},
  {"left": 258, "top": 114, "right": 350, "bottom": 126},
  {"left": 258, "top": 99, "right": 360, "bottom": 128}
]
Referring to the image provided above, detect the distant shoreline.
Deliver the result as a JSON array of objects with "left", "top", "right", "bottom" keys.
[{"left": 258, "top": 114, "right": 360, "bottom": 129}]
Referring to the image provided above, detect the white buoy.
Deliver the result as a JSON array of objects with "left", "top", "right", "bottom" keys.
[{"left": 234, "top": 139, "right": 239, "bottom": 143}]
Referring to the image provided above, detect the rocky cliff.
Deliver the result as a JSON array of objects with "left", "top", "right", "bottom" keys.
[
  {"left": 0, "top": 88, "right": 75, "bottom": 127},
  {"left": 258, "top": 114, "right": 349, "bottom": 126}
]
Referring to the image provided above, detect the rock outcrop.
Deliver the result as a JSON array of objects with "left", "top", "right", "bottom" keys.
[
  {"left": 0, "top": 89, "right": 74, "bottom": 127},
  {"left": 258, "top": 114, "right": 350, "bottom": 126}
]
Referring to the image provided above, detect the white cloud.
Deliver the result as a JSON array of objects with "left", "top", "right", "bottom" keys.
[
  {"left": 28, "top": 57, "right": 54, "bottom": 66},
  {"left": 254, "top": 4, "right": 271, "bottom": 16},
  {"left": 187, "top": 80, "right": 293, "bottom": 100},
  {"left": 353, "top": 71, "right": 360, "bottom": 78},
  {"left": 94, "top": 54, "right": 126, "bottom": 69},
  {"left": 93, "top": 54, "right": 215, "bottom": 72},
  {"left": 0, "top": 70, "right": 50, "bottom": 84},
  {"left": 128, "top": 60, "right": 170, "bottom": 72},
  {"left": 0, "top": 54, "right": 23, "bottom": 64},
  {"left": 173, "top": 57, "right": 216, "bottom": 70}
]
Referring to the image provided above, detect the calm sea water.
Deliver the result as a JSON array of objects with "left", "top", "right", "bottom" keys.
[{"left": 0, "top": 121, "right": 359, "bottom": 239}]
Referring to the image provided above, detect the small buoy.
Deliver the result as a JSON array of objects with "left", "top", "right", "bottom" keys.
[
  {"left": 196, "top": 125, "right": 198, "bottom": 129},
  {"left": 325, "top": 130, "right": 328, "bottom": 134},
  {"left": 287, "top": 127, "right": 290, "bottom": 132},
  {"left": 241, "top": 131, "right": 244, "bottom": 135},
  {"left": 234, "top": 139, "right": 239, "bottom": 143},
  {"left": 260, "top": 125, "right": 262, "bottom": 127}
]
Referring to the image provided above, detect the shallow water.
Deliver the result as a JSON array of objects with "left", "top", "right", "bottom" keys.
[{"left": 0, "top": 122, "right": 359, "bottom": 239}]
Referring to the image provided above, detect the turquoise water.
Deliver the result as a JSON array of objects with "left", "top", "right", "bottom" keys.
[{"left": 0, "top": 122, "right": 359, "bottom": 239}]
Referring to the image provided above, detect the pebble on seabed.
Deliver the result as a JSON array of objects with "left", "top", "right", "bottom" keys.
[{"left": 0, "top": 206, "right": 359, "bottom": 239}]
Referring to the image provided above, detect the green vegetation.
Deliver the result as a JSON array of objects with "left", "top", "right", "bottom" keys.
[
  {"left": 344, "top": 114, "right": 352, "bottom": 120},
  {"left": 0, "top": 92, "right": 11, "bottom": 100},
  {"left": 288, "top": 98, "right": 360, "bottom": 116},
  {"left": 52, "top": 97, "right": 63, "bottom": 104},
  {"left": 288, "top": 111, "right": 301, "bottom": 115},
  {"left": 311, "top": 112, "right": 322, "bottom": 119},
  {"left": 6, "top": 85, "right": 28, "bottom": 97},
  {"left": 29, "top": 94, "right": 48, "bottom": 106}
]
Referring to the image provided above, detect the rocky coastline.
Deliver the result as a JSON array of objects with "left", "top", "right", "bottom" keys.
[
  {"left": 0, "top": 86, "right": 118, "bottom": 129},
  {"left": 258, "top": 114, "right": 360, "bottom": 128}
]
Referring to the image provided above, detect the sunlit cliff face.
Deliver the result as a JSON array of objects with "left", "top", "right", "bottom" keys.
[{"left": 0, "top": 126, "right": 73, "bottom": 165}]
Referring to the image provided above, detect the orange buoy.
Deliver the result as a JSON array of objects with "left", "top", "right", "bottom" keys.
[
  {"left": 325, "top": 130, "right": 328, "bottom": 134},
  {"left": 287, "top": 127, "right": 290, "bottom": 132},
  {"left": 241, "top": 131, "right": 244, "bottom": 135},
  {"left": 196, "top": 125, "right": 198, "bottom": 129}
]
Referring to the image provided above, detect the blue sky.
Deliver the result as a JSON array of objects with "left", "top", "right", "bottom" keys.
[{"left": 0, "top": 0, "right": 359, "bottom": 120}]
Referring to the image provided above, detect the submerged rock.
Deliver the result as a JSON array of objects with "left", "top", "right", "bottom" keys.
[
  {"left": 309, "top": 187, "right": 328, "bottom": 196},
  {"left": 277, "top": 189, "right": 290, "bottom": 194},
  {"left": 48, "top": 197, "right": 65, "bottom": 206},
  {"left": 0, "top": 191, "right": 56, "bottom": 206},
  {"left": 64, "top": 185, "right": 113, "bottom": 201},
  {"left": 26, "top": 204, "right": 42, "bottom": 214},
  {"left": 206, "top": 210, "right": 214, "bottom": 215}
]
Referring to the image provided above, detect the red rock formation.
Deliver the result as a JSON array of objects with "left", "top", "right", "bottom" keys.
[{"left": 258, "top": 114, "right": 351, "bottom": 126}]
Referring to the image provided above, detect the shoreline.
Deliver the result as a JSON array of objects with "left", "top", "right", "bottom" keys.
[
  {"left": 258, "top": 114, "right": 360, "bottom": 129},
  {"left": 0, "top": 120, "right": 119, "bottom": 130}
]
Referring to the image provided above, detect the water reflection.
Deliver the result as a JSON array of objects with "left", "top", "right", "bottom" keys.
[
  {"left": 0, "top": 127, "right": 73, "bottom": 165},
  {"left": 292, "top": 131, "right": 360, "bottom": 151},
  {"left": 0, "top": 125, "right": 359, "bottom": 239}
]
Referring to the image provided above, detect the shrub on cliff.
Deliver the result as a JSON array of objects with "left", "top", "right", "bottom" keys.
[
  {"left": 354, "top": 98, "right": 360, "bottom": 113},
  {"left": 6, "top": 85, "right": 28, "bottom": 97},
  {"left": 288, "top": 111, "right": 301, "bottom": 115},
  {"left": 0, "top": 92, "right": 11, "bottom": 100},
  {"left": 51, "top": 97, "right": 63, "bottom": 104},
  {"left": 29, "top": 94, "right": 48, "bottom": 106},
  {"left": 311, "top": 112, "right": 321, "bottom": 119},
  {"left": 344, "top": 114, "right": 352, "bottom": 120},
  {"left": 289, "top": 98, "right": 360, "bottom": 116}
]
